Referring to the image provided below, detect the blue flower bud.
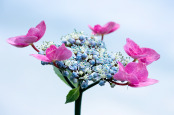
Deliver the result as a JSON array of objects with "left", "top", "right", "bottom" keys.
[
  {"left": 56, "top": 61, "right": 66, "bottom": 68},
  {"left": 89, "top": 60, "right": 95, "bottom": 65},
  {"left": 111, "top": 66, "right": 117, "bottom": 71},
  {"left": 63, "top": 71, "right": 69, "bottom": 77},
  {"left": 106, "top": 73, "right": 112, "bottom": 79},
  {"left": 76, "top": 55, "right": 82, "bottom": 60},
  {"left": 68, "top": 38, "right": 75, "bottom": 44},
  {"left": 81, "top": 53, "right": 87, "bottom": 59},
  {"left": 99, "top": 80, "right": 105, "bottom": 86},
  {"left": 69, "top": 66, "right": 74, "bottom": 70},
  {"left": 110, "top": 69, "right": 115, "bottom": 75},
  {"left": 90, "top": 41, "right": 96, "bottom": 46},
  {"left": 41, "top": 61, "right": 47, "bottom": 65},
  {"left": 93, "top": 55, "right": 98, "bottom": 60},
  {"left": 79, "top": 36, "right": 85, "bottom": 41},
  {"left": 72, "top": 72, "right": 78, "bottom": 78},
  {"left": 81, "top": 81, "right": 88, "bottom": 88},
  {"left": 88, "top": 75, "right": 93, "bottom": 80},
  {"left": 73, "top": 78, "right": 78, "bottom": 83},
  {"left": 62, "top": 41, "right": 67, "bottom": 44},
  {"left": 93, "top": 73, "right": 98, "bottom": 78}
]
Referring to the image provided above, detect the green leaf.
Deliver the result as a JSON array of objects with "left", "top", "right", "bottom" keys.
[
  {"left": 53, "top": 66, "right": 70, "bottom": 87},
  {"left": 65, "top": 87, "right": 80, "bottom": 104}
]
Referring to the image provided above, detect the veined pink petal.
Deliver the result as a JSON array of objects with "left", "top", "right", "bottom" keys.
[
  {"left": 46, "top": 45, "right": 57, "bottom": 61},
  {"left": 139, "top": 48, "right": 160, "bottom": 65},
  {"left": 30, "top": 54, "right": 51, "bottom": 62},
  {"left": 55, "top": 44, "right": 72, "bottom": 61},
  {"left": 124, "top": 38, "right": 143, "bottom": 58},
  {"left": 125, "top": 62, "right": 148, "bottom": 82},
  {"left": 103, "top": 22, "right": 120, "bottom": 34},
  {"left": 35, "top": 21, "right": 46, "bottom": 40},
  {"left": 127, "top": 74, "right": 139, "bottom": 85},
  {"left": 26, "top": 21, "right": 46, "bottom": 41},
  {"left": 7, "top": 35, "right": 37, "bottom": 47},
  {"left": 129, "top": 78, "right": 158, "bottom": 87},
  {"left": 26, "top": 27, "right": 40, "bottom": 38}
]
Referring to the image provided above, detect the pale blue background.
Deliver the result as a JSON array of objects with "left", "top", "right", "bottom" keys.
[{"left": 0, "top": 0, "right": 174, "bottom": 115}]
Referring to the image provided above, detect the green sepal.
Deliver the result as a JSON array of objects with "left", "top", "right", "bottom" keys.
[{"left": 65, "top": 86, "right": 80, "bottom": 104}]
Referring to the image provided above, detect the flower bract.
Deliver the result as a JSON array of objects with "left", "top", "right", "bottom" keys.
[{"left": 7, "top": 21, "right": 46, "bottom": 47}]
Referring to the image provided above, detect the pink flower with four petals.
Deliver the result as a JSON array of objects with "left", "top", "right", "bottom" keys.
[
  {"left": 7, "top": 21, "right": 46, "bottom": 47},
  {"left": 31, "top": 44, "right": 72, "bottom": 62},
  {"left": 113, "top": 62, "right": 158, "bottom": 87},
  {"left": 124, "top": 38, "right": 160, "bottom": 65},
  {"left": 88, "top": 21, "right": 120, "bottom": 35}
]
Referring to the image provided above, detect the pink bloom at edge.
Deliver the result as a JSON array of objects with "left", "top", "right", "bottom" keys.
[
  {"left": 31, "top": 44, "right": 72, "bottom": 62},
  {"left": 88, "top": 21, "right": 120, "bottom": 35},
  {"left": 113, "top": 62, "right": 158, "bottom": 88},
  {"left": 7, "top": 21, "right": 46, "bottom": 47},
  {"left": 124, "top": 38, "right": 160, "bottom": 65}
]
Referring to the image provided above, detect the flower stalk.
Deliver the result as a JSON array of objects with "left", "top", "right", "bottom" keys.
[{"left": 75, "top": 90, "right": 83, "bottom": 115}]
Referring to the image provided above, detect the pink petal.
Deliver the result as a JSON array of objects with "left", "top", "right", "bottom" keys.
[
  {"left": 55, "top": 44, "right": 72, "bottom": 61},
  {"left": 129, "top": 78, "right": 158, "bottom": 87},
  {"left": 30, "top": 54, "right": 51, "bottom": 62},
  {"left": 45, "top": 44, "right": 72, "bottom": 61},
  {"left": 88, "top": 25, "right": 94, "bottom": 31},
  {"left": 124, "top": 38, "right": 144, "bottom": 59},
  {"left": 139, "top": 48, "right": 160, "bottom": 65},
  {"left": 125, "top": 62, "right": 148, "bottom": 82},
  {"left": 113, "top": 62, "right": 127, "bottom": 81},
  {"left": 108, "top": 23, "right": 120, "bottom": 34},
  {"left": 94, "top": 25, "right": 103, "bottom": 35},
  {"left": 26, "top": 27, "right": 40, "bottom": 38},
  {"left": 103, "top": 22, "right": 120, "bottom": 34},
  {"left": 35, "top": 21, "right": 46, "bottom": 40},
  {"left": 46, "top": 45, "right": 57, "bottom": 61},
  {"left": 127, "top": 74, "right": 139, "bottom": 85},
  {"left": 26, "top": 21, "right": 46, "bottom": 41},
  {"left": 7, "top": 35, "right": 37, "bottom": 47}
]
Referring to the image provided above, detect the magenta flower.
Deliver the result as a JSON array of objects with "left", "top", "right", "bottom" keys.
[
  {"left": 124, "top": 38, "right": 160, "bottom": 65},
  {"left": 31, "top": 44, "right": 72, "bottom": 62},
  {"left": 113, "top": 62, "right": 158, "bottom": 87},
  {"left": 88, "top": 21, "right": 120, "bottom": 35},
  {"left": 7, "top": 21, "right": 46, "bottom": 48}
]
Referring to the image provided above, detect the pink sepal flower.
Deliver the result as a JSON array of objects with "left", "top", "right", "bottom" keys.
[
  {"left": 88, "top": 21, "right": 120, "bottom": 35},
  {"left": 113, "top": 62, "right": 158, "bottom": 87},
  {"left": 31, "top": 44, "right": 72, "bottom": 62},
  {"left": 124, "top": 38, "right": 160, "bottom": 65},
  {"left": 7, "top": 21, "right": 46, "bottom": 47}
]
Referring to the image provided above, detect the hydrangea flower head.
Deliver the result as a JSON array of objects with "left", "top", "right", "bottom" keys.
[
  {"left": 88, "top": 21, "right": 120, "bottom": 35},
  {"left": 7, "top": 21, "right": 46, "bottom": 47},
  {"left": 124, "top": 38, "right": 160, "bottom": 65}
]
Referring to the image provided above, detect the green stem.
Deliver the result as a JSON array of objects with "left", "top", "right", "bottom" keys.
[{"left": 75, "top": 91, "right": 83, "bottom": 115}]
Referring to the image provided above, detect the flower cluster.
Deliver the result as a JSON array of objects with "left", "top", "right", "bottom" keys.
[{"left": 39, "top": 31, "right": 129, "bottom": 88}]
